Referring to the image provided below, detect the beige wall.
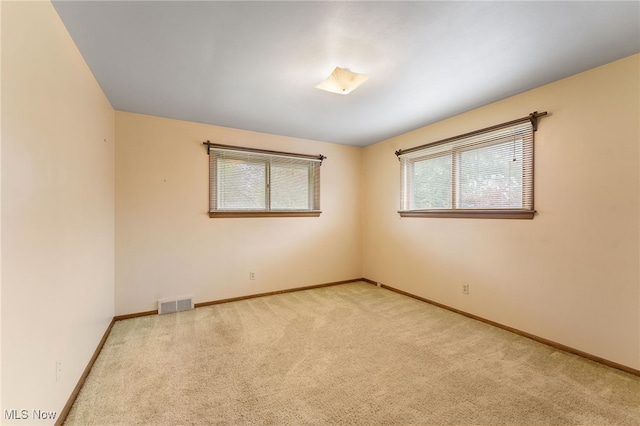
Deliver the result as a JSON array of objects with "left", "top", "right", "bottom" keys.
[
  {"left": 1, "top": 1, "right": 115, "bottom": 422},
  {"left": 0, "top": 0, "right": 4, "bottom": 411},
  {"left": 0, "top": 0, "right": 3, "bottom": 410},
  {"left": 115, "top": 112, "right": 362, "bottom": 315},
  {"left": 2, "top": 1, "right": 638, "bottom": 418},
  {"left": 362, "top": 54, "right": 640, "bottom": 370}
]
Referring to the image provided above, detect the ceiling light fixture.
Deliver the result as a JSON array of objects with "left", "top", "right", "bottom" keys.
[{"left": 315, "top": 66, "right": 368, "bottom": 95}]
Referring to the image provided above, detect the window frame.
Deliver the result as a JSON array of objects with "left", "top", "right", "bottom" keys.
[
  {"left": 396, "top": 113, "right": 545, "bottom": 220},
  {"left": 205, "top": 142, "right": 324, "bottom": 218}
]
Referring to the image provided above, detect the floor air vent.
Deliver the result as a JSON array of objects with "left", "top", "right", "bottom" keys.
[{"left": 158, "top": 297, "right": 194, "bottom": 315}]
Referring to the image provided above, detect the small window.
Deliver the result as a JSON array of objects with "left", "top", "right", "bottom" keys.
[
  {"left": 205, "top": 142, "right": 324, "bottom": 218},
  {"left": 397, "top": 114, "right": 543, "bottom": 219}
]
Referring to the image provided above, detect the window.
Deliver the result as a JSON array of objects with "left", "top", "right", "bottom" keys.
[
  {"left": 397, "top": 113, "right": 545, "bottom": 219},
  {"left": 205, "top": 142, "right": 324, "bottom": 217}
]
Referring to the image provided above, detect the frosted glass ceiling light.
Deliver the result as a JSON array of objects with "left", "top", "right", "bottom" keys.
[{"left": 315, "top": 66, "right": 368, "bottom": 95}]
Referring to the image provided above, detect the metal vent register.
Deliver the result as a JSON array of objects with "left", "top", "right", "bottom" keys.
[{"left": 158, "top": 297, "right": 194, "bottom": 315}]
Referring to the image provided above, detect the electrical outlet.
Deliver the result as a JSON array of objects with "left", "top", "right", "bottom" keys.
[
  {"left": 56, "top": 361, "right": 62, "bottom": 381},
  {"left": 462, "top": 284, "right": 469, "bottom": 295},
  {"left": 249, "top": 272, "right": 255, "bottom": 280}
]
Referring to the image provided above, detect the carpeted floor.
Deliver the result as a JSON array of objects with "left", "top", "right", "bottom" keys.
[{"left": 65, "top": 282, "right": 640, "bottom": 425}]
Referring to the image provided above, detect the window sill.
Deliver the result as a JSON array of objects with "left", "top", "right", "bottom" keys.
[
  {"left": 398, "top": 209, "right": 536, "bottom": 219},
  {"left": 209, "top": 211, "right": 322, "bottom": 218}
]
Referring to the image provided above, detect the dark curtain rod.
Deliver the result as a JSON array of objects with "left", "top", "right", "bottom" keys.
[
  {"left": 203, "top": 141, "right": 326, "bottom": 162},
  {"left": 395, "top": 111, "right": 548, "bottom": 157}
]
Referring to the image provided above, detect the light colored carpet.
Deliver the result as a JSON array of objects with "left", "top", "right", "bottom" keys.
[{"left": 65, "top": 282, "right": 640, "bottom": 425}]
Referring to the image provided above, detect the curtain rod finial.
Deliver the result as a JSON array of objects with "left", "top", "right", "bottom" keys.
[{"left": 529, "top": 111, "right": 548, "bottom": 132}]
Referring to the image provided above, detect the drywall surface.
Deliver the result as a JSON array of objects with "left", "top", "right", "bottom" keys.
[
  {"left": 115, "top": 112, "right": 362, "bottom": 315},
  {"left": 1, "top": 1, "right": 115, "bottom": 423},
  {"left": 0, "top": 0, "right": 4, "bottom": 413},
  {"left": 363, "top": 54, "right": 640, "bottom": 370}
]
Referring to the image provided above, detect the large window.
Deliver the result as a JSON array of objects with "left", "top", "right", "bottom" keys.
[
  {"left": 205, "top": 142, "right": 324, "bottom": 217},
  {"left": 397, "top": 113, "right": 545, "bottom": 219}
]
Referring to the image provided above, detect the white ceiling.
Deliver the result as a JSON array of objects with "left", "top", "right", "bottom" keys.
[{"left": 52, "top": 1, "right": 640, "bottom": 147}]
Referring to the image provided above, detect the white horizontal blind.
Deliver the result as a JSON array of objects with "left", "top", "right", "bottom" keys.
[
  {"left": 410, "top": 154, "right": 452, "bottom": 209},
  {"left": 270, "top": 161, "right": 313, "bottom": 210},
  {"left": 209, "top": 148, "right": 321, "bottom": 212},
  {"left": 399, "top": 121, "right": 534, "bottom": 211},
  {"left": 216, "top": 153, "right": 267, "bottom": 210}
]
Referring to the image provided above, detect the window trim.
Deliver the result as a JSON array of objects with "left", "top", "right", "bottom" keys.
[
  {"left": 396, "top": 112, "right": 546, "bottom": 220},
  {"left": 398, "top": 209, "right": 535, "bottom": 220},
  {"left": 204, "top": 142, "right": 325, "bottom": 218},
  {"left": 209, "top": 211, "right": 321, "bottom": 218}
]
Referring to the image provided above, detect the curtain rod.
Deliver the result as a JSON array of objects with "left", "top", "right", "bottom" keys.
[
  {"left": 395, "top": 111, "right": 548, "bottom": 157},
  {"left": 203, "top": 141, "right": 326, "bottom": 162}
]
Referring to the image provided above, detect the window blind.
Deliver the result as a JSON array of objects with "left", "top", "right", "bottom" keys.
[
  {"left": 397, "top": 112, "right": 544, "bottom": 219},
  {"left": 205, "top": 143, "right": 323, "bottom": 217}
]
